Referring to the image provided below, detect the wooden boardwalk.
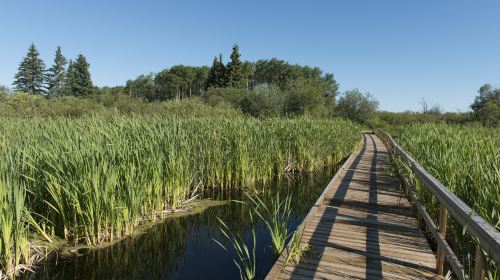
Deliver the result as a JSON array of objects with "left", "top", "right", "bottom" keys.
[{"left": 267, "top": 134, "right": 440, "bottom": 280}]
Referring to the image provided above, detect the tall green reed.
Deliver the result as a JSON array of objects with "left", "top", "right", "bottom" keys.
[
  {"left": 0, "top": 114, "right": 360, "bottom": 277},
  {"left": 394, "top": 123, "right": 499, "bottom": 277}
]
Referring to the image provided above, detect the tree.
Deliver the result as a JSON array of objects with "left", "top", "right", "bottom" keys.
[
  {"left": 336, "top": 89, "right": 379, "bottom": 123},
  {"left": 154, "top": 70, "right": 183, "bottom": 101},
  {"left": 225, "top": 44, "right": 245, "bottom": 88},
  {"left": 471, "top": 84, "right": 500, "bottom": 126},
  {"left": 193, "top": 66, "right": 209, "bottom": 96},
  {"left": 0, "top": 85, "right": 9, "bottom": 97},
  {"left": 254, "top": 59, "right": 295, "bottom": 90},
  {"left": 322, "top": 73, "right": 339, "bottom": 103},
  {"left": 13, "top": 43, "right": 46, "bottom": 95},
  {"left": 419, "top": 98, "right": 441, "bottom": 115},
  {"left": 125, "top": 74, "right": 155, "bottom": 100},
  {"left": 64, "top": 55, "right": 93, "bottom": 96},
  {"left": 207, "top": 54, "right": 226, "bottom": 88},
  {"left": 241, "top": 61, "right": 255, "bottom": 90},
  {"left": 285, "top": 82, "right": 326, "bottom": 116},
  {"left": 169, "top": 65, "right": 195, "bottom": 99},
  {"left": 46, "top": 46, "right": 68, "bottom": 97}
]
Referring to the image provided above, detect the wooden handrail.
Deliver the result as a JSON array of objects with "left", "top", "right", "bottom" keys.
[{"left": 374, "top": 129, "right": 500, "bottom": 274}]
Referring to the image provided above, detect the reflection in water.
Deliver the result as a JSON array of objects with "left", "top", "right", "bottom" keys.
[{"left": 27, "top": 167, "right": 337, "bottom": 280}]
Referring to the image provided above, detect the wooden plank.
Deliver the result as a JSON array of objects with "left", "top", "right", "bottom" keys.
[
  {"left": 263, "top": 135, "right": 364, "bottom": 280},
  {"left": 266, "top": 133, "right": 441, "bottom": 280}
]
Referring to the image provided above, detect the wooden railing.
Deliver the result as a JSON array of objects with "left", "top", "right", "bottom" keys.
[{"left": 374, "top": 129, "right": 500, "bottom": 280}]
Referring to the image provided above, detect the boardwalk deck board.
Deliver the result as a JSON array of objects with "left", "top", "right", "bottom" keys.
[{"left": 267, "top": 134, "right": 440, "bottom": 280}]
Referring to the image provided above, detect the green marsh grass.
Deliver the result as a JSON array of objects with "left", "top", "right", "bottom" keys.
[
  {"left": 0, "top": 114, "right": 361, "bottom": 277},
  {"left": 395, "top": 123, "right": 499, "bottom": 278}
]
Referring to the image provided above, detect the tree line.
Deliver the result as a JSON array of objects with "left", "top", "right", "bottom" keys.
[
  {"left": 124, "top": 44, "right": 339, "bottom": 105},
  {"left": 4, "top": 43, "right": 498, "bottom": 126}
]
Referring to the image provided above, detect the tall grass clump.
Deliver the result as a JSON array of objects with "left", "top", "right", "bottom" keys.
[
  {"left": 395, "top": 123, "right": 499, "bottom": 277},
  {"left": 0, "top": 147, "right": 30, "bottom": 278},
  {"left": 0, "top": 114, "right": 360, "bottom": 276},
  {"left": 246, "top": 192, "right": 292, "bottom": 256}
]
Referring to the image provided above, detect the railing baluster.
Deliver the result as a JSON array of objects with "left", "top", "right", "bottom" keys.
[
  {"left": 473, "top": 245, "right": 485, "bottom": 280},
  {"left": 437, "top": 205, "right": 449, "bottom": 275}
]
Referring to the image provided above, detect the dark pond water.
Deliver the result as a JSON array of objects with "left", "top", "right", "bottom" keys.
[{"left": 26, "top": 167, "right": 337, "bottom": 280}]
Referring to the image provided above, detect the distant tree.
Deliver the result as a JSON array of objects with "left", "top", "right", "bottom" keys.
[
  {"left": 99, "top": 86, "right": 125, "bottom": 96},
  {"left": 471, "top": 84, "right": 500, "bottom": 126},
  {"left": 13, "top": 43, "right": 46, "bottom": 95},
  {"left": 285, "top": 82, "right": 326, "bottom": 116},
  {"left": 154, "top": 70, "right": 183, "bottom": 100},
  {"left": 46, "top": 46, "right": 68, "bottom": 97},
  {"left": 254, "top": 58, "right": 335, "bottom": 95},
  {"left": 241, "top": 61, "right": 255, "bottom": 90},
  {"left": 207, "top": 54, "right": 226, "bottom": 88},
  {"left": 225, "top": 44, "right": 245, "bottom": 88},
  {"left": 0, "top": 85, "right": 9, "bottom": 96},
  {"left": 193, "top": 66, "right": 209, "bottom": 96},
  {"left": 336, "top": 89, "right": 379, "bottom": 123},
  {"left": 254, "top": 59, "right": 296, "bottom": 90},
  {"left": 169, "top": 65, "right": 195, "bottom": 99},
  {"left": 125, "top": 74, "right": 155, "bottom": 100},
  {"left": 322, "top": 73, "right": 339, "bottom": 104},
  {"left": 419, "top": 98, "right": 441, "bottom": 115},
  {"left": 64, "top": 55, "right": 93, "bottom": 96}
]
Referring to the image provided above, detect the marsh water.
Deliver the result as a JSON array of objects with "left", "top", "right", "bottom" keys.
[{"left": 27, "top": 167, "right": 337, "bottom": 280}]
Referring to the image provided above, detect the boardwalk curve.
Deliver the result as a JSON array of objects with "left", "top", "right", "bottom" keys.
[{"left": 266, "top": 133, "right": 439, "bottom": 280}]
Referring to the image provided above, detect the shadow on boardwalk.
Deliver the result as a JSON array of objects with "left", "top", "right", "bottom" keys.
[{"left": 281, "top": 134, "right": 438, "bottom": 280}]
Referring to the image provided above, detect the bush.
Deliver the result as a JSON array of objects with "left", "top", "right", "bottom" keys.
[
  {"left": 204, "top": 87, "right": 248, "bottom": 107},
  {"left": 285, "top": 82, "right": 329, "bottom": 117},
  {"left": 240, "top": 85, "right": 286, "bottom": 117},
  {"left": 335, "top": 89, "right": 379, "bottom": 123}
]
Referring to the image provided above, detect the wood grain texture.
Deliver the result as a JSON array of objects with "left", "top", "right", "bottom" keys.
[{"left": 267, "top": 134, "right": 441, "bottom": 280}]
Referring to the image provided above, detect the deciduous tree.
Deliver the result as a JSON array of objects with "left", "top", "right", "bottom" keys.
[
  {"left": 336, "top": 89, "right": 379, "bottom": 123},
  {"left": 471, "top": 84, "right": 500, "bottom": 126}
]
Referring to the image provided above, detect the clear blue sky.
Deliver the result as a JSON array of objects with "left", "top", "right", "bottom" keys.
[{"left": 1, "top": 0, "right": 499, "bottom": 112}]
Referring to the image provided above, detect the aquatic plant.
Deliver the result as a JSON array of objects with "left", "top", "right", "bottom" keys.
[
  {"left": 0, "top": 150, "right": 30, "bottom": 278},
  {"left": 246, "top": 192, "right": 292, "bottom": 256},
  {"left": 213, "top": 216, "right": 257, "bottom": 280}
]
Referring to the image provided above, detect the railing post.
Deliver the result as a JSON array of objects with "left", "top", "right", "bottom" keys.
[
  {"left": 473, "top": 245, "right": 485, "bottom": 280},
  {"left": 436, "top": 205, "right": 448, "bottom": 275}
]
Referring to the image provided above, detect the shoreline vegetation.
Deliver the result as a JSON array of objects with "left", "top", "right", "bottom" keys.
[
  {"left": 0, "top": 112, "right": 361, "bottom": 278},
  {"left": 33, "top": 199, "right": 227, "bottom": 259}
]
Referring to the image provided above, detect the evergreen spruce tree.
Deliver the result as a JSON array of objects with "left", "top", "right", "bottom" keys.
[
  {"left": 64, "top": 54, "right": 93, "bottom": 96},
  {"left": 207, "top": 54, "right": 226, "bottom": 88},
  {"left": 207, "top": 56, "right": 218, "bottom": 88},
  {"left": 46, "top": 46, "right": 68, "bottom": 97},
  {"left": 225, "top": 44, "right": 245, "bottom": 88},
  {"left": 13, "top": 43, "right": 47, "bottom": 94}
]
